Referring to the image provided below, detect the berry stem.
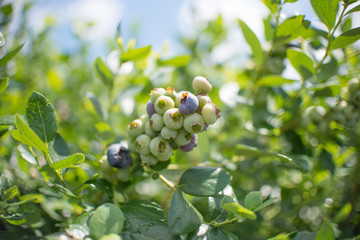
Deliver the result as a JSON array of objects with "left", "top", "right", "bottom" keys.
[{"left": 158, "top": 174, "right": 177, "bottom": 191}]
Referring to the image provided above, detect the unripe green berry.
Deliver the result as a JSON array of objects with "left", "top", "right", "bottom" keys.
[
  {"left": 201, "top": 103, "right": 220, "bottom": 124},
  {"left": 192, "top": 76, "right": 212, "bottom": 94},
  {"left": 347, "top": 78, "right": 359, "bottom": 94},
  {"left": 183, "top": 113, "right": 205, "bottom": 134},
  {"left": 150, "top": 136, "right": 173, "bottom": 161},
  {"left": 135, "top": 134, "right": 151, "bottom": 155},
  {"left": 140, "top": 154, "right": 158, "bottom": 165},
  {"left": 161, "top": 127, "right": 177, "bottom": 141},
  {"left": 127, "top": 119, "right": 144, "bottom": 139},
  {"left": 150, "top": 113, "right": 164, "bottom": 131},
  {"left": 174, "top": 128, "right": 192, "bottom": 146},
  {"left": 145, "top": 120, "right": 158, "bottom": 138},
  {"left": 163, "top": 108, "right": 183, "bottom": 130},
  {"left": 154, "top": 96, "right": 175, "bottom": 115},
  {"left": 150, "top": 88, "right": 166, "bottom": 104},
  {"left": 197, "top": 94, "right": 211, "bottom": 111},
  {"left": 165, "top": 87, "right": 180, "bottom": 105}
]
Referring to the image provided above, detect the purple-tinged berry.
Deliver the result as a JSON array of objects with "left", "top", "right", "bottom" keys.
[
  {"left": 174, "top": 128, "right": 192, "bottom": 146},
  {"left": 184, "top": 113, "right": 205, "bottom": 134},
  {"left": 150, "top": 113, "right": 164, "bottom": 131},
  {"left": 179, "top": 92, "right": 199, "bottom": 116},
  {"left": 197, "top": 94, "right": 211, "bottom": 112},
  {"left": 161, "top": 127, "right": 177, "bottom": 141},
  {"left": 150, "top": 88, "right": 166, "bottom": 104},
  {"left": 154, "top": 96, "right": 175, "bottom": 115},
  {"left": 180, "top": 134, "right": 198, "bottom": 152},
  {"left": 192, "top": 76, "right": 212, "bottom": 94},
  {"left": 163, "top": 108, "right": 183, "bottom": 130},
  {"left": 107, "top": 144, "right": 132, "bottom": 169},
  {"left": 201, "top": 103, "right": 220, "bottom": 124},
  {"left": 150, "top": 136, "right": 173, "bottom": 161},
  {"left": 135, "top": 134, "right": 151, "bottom": 155},
  {"left": 146, "top": 100, "right": 156, "bottom": 117},
  {"left": 127, "top": 119, "right": 144, "bottom": 139},
  {"left": 145, "top": 120, "right": 158, "bottom": 138},
  {"left": 140, "top": 154, "right": 158, "bottom": 165}
]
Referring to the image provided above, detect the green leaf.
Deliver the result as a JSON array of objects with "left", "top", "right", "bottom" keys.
[
  {"left": 121, "top": 45, "right": 152, "bottom": 62},
  {"left": 178, "top": 166, "right": 231, "bottom": 196},
  {"left": 293, "top": 232, "right": 316, "bottom": 240},
  {"left": 50, "top": 153, "right": 85, "bottom": 170},
  {"left": 315, "top": 220, "right": 335, "bottom": 240},
  {"left": 17, "top": 145, "right": 37, "bottom": 165},
  {"left": 276, "top": 15, "right": 304, "bottom": 39},
  {"left": 235, "top": 144, "right": 292, "bottom": 162},
  {"left": 0, "top": 115, "right": 14, "bottom": 125},
  {"left": 158, "top": 55, "right": 191, "bottom": 67},
  {"left": 0, "top": 44, "right": 24, "bottom": 67},
  {"left": 206, "top": 227, "right": 239, "bottom": 240},
  {"left": 254, "top": 198, "right": 277, "bottom": 212},
  {"left": 257, "top": 75, "right": 298, "bottom": 87},
  {"left": 0, "top": 77, "right": 8, "bottom": 94},
  {"left": 89, "top": 203, "right": 125, "bottom": 240},
  {"left": 238, "top": 19, "right": 263, "bottom": 66},
  {"left": 50, "top": 183, "right": 77, "bottom": 198},
  {"left": 286, "top": 48, "right": 315, "bottom": 79},
  {"left": 87, "top": 92, "right": 106, "bottom": 120},
  {"left": 222, "top": 202, "right": 257, "bottom": 220},
  {"left": 209, "top": 195, "right": 234, "bottom": 222},
  {"left": 12, "top": 115, "right": 48, "bottom": 154},
  {"left": 310, "top": 0, "right": 336, "bottom": 31},
  {"left": 330, "top": 27, "right": 360, "bottom": 49},
  {"left": 94, "top": 57, "right": 114, "bottom": 90},
  {"left": 345, "top": 4, "right": 360, "bottom": 15},
  {"left": 264, "top": 15, "right": 275, "bottom": 41},
  {"left": 25, "top": 92, "right": 58, "bottom": 143},
  {"left": 262, "top": 0, "right": 280, "bottom": 15},
  {"left": 48, "top": 133, "right": 71, "bottom": 162},
  {"left": 244, "top": 191, "right": 263, "bottom": 211},
  {"left": 334, "top": 202, "right": 352, "bottom": 223},
  {"left": 168, "top": 189, "right": 203, "bottom": 235},
  {"left": 285, "top": 0, "right": 298, "bottom": 2},
  {"left": 3, "top": 186, "right": 18, "bottom": 201}
]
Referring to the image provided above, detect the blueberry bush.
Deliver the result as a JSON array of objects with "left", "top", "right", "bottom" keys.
[{"left": 1, "top": 0, "right": 360, "bottom": 239}]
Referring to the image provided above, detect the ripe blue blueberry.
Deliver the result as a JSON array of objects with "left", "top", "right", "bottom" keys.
[
  {"left": 183, "top": 112, "right": 205, "bottom": 134},
  {"left": 107, "top": 144, "right": 132, "bottom": 169},
  {"left": 192, "top": 76, "right": 212, "bottom": 94},
  {"left": 150, "top": 88, "right": 166, "bottom": 104},
  {"left": 163, "top": 108, "right": 183, "bottom": 130},
  {"left": 146, "top": 100, "right": 156, "bottom": 117},
  {"left": 180, "top": 134, "right": 198, "bottom": 152},
  {"left": 179, "top": 92, "right": 199, "bottom": 116},
  {"left": 154, "top": 96, "right": 175, "bottom": 115}
]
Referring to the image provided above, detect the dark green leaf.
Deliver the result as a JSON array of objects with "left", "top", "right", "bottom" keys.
[
  {"left": 319, "top": 149, "right": 335, "bottom": 175},
  {"left": 222, "top": 202, "right": 256, "bottom": 220},
  {"left": 87, "top": 92, "right": 106, "bottom": 120},
  {"left": 293, "top": 232, "right": 316, "bottom": 240},
  {"left": 48, "top": 133, "right": 71, "bottom": 162},
  {"left": 235, "top": 144, "right": 292, "bottom": 162},
  {"left": 25, "top": 92, "right": 58, "bottom": 143},
  {"left": 286, "top": 48, "right": 315, "bottom": 79},
  {"left": 0, "top": 77, "right": 8, "bottom": 94},
  {"left": 238, "top": 19, "right": 263, "bottom": 66},
  {"left": 330, "top": 27, "right": 360, "bottom": 49},
  {"left": 49, "top": 183, "right": 77, "bottom": 198},
  {"left": 158, "top": 55, "right": 191, "bottom": 67},
  {"left": 50, "top": 153, "right": 85, "bottom": 170},
  {"left": 168, "top": 189, "right": 203, "bottom": 235},
  {"left": 94, "top": 57, "right": 114, "bottom": 90},
  {"left": 209, "top": 195, "right": 234, "bottom": 222},
  {"left": 206, "top": 227, "right": 239, "bottom": 240},
  {"left": 85, "top": 178, "right": 113, "bottom": 198},
  {"left": 0, "top": 44, "right": 24, "bottom": 67},
  {"left": 121, "top": 45, "right": 152, "bottom": 61},
  {"left": 89, "top": 203, "right": 125, "bottom": 240},
  {"left": 178, "top": 166, "right": 231, "bottom": 196},
  {"left": 345, "top": 4, "right": 360, "bottom": 15},
  {"left": 310, "top": 0, "right": 336, "bottom": 30},
  {"left": 254, "top": 198, "right": 277, "bottom": 212},
  {"left": 315, "top": 220, "right": 335, "bottom": 240},
  {"left": 257, "top": 75, "right": 298, "bottom": 87},
  {"left": 244, "top": 191, "right": 263, "bottom": 211},
  {"left": 0, "top": 115, "right": 14, "bottom": 125}
]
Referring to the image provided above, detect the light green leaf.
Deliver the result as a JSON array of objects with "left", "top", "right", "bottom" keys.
[
  {"left": 0, "top": 77, "right": 8, "bottom": 94},
  {"left": 0, "top": 115, "right": 14, "bottom": 125},
  {"left": 94, "top": 57, "right": 114, "bottom": 90},
  {"left": 262, "top": 0, "right": 280, "bottom": 15},
  {"left": 178, "top": 166, "right": 231, "bottom": 196},
  {"left": 238, "top": 19, "right": 263, "bottom": 66},
  {"left": 26, "top": 92, "right": 58, "bottom": 144},
  {"left": 235, "top": 144, "right": 292, "bottom": 162},
  {"left": 315, "top": 220, "right": 335, "bottom": 240},
  {"left": 50, "top": 153, "right": 85, "bottom": 170},
  {"left": 244, "top": 191, "right": 263, "bottom": 211},
  {"left": 287, "top": 48, "right": 315, "bottom": 79},
  {"left": 345, "top": 4, "right": 360, "bottom": 15},
  {"left": 222, "top": 202, "right": 257, "bottom": 220},
  {"left": 276, "top": 15, "right": 304, "bottom": 39},
  {"left": 12, "top": 115, "right": 48, "bottom": 154},
  {"left": 3, "top": 186, "right": 18, "bottom": 201},
  {"left": 334, "top": 203, "right": 352, "bottom": 223},
  {"left": 285, "top": 0, "right": 298, "bottom": 2},
  {"left": 168, "top": 189, "right": 203, "bottom": 235},
  {"left": 310, "top": 0, "right": 336, "bottom": 31},
  {"left": 257, "top": 75, "right": 298, "bottom": 87},
  {"left": 158, "top": 55, "right": 191, "bottom": 67},
  {"left": 121, "top": 45, "right": 152, "bottom": 61},
  {"left": 87, "top": 92, "right": 106, "bottom": 120},
  {"left": 254, "top": 198, "right": 277, "bottom": 212},
  {"left": 0, "top": 44, "right": 24, "bottom": 67},
  {"left": 89, "top": 203, "right": 125, "bottom": 240},
  {"left": 330, "top": 27, "right": 360, "bottom": 49}
]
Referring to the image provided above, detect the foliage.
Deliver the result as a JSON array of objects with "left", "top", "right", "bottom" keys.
[{"left": 0, "top": 0, "right": 360, "bottom": 239}]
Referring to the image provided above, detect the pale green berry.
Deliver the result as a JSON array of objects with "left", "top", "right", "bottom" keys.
[
  {"left": 135, "top": 134, "right": 151, "bottom": 155},
  {"left": 154, "top": 96, "right": 175, "bottom": 115},
  {"left": 150, "top": 136, "right": 173, "bottom": 161},
  {"left": 197, "top": 94, "right": 211, "bottom": 111},
  {"left": 161, "top": 127, "right": 177, "bottom": 141},
  {"left": 150, "top": 88, "right": 166, "bottom": 104},
  {"left": 174, "top": 128, "right": 192, "bottom": 146},
  {"left": 201, "top": 103, "right": 220, "bottom": 124},
  {"left": 183, "top": 113, "right": 205, "bottom": 134},
  {"left": 127, "top": 119, "right": 144, "bottom": 139},
  {"left": 165, "top": 87, "right": 180, "bottom": 105},
  {"left": 145, "top": 120, "right": 158, "bottom": 138},
  {"left": 140, "top": 154, "right": 158, "bottom": 165},
  {"left": 347, "top": 78, "right": 359, "bottom": 94},
  {"left": 150, "top": 113, "right": 164, "bottom": 131},
  {"left": 163, "top": 108, "right": 183, "bottom": 130},
  {"left": 192, "top": 76, "right": 212, "bottom": 94}
]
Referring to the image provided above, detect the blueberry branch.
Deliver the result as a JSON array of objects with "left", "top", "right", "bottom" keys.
[{"left": 158, "top": 174, "right": 177, "bottom": 191}]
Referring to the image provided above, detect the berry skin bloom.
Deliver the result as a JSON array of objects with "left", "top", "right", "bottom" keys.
[
  {"left": 145, "top": 120, "right": 158, "bottom": 138},
  {"left": 174, "top": 128, "right": 192, "bottom": 146},
  {"left": 179, "top": 92, "right": 199, "bottom": 116},
  {"left": 163, "top": 108, "right": 183, "bottom": 130},
  {"left": 127, "top": 119, "right": 144, "bottom": 139},
  {"left": 197, "top": 94, "right": 211, "bottom": 111},
  {"left": 146, "top": 100, "right": 156, "bottom": 117},
  {"left": 107, "top": 144, "right": 132, "bottom": 169},
  {"left": 140, "top": 154, "right": 158, "bottom": 165},
  {"left": 161, "top": 126, "right": 178, "bottom": 141},
  {"left": 183, "top": 112, "right": 205, "bottom": 134},
  {"left": 180, "top": 134, "right": 198, "bottom": 152},
  {"left": 192, "top": 76, "right": 212, "bottom": 94},
  {"left": 150, "top": 113, "right": 164, "bottom": 131},
  {"left": 201, "top": 103, "right": 220, "bottom": 124},
  {"left": 155, "top": 96, "right": 175, "bottom": 115},
  {"left": 150, "top": 88, "right": 166, "bottom": 104},
  {"left": 150, "top": 136, "right": 173, "bottom": 161},
  {"left": 135, "top": 134, "right": 151, "bottom": 155}
]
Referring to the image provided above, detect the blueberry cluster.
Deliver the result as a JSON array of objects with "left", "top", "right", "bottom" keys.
[{"left": 127, "top": 76, "right": 220, "bottom": 166}]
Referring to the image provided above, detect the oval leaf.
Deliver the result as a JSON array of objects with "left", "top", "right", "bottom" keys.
[
  {"left": 0, "top": 77, "right": 8, "bottom": 94},
  {"left": 310, "top": 0, "right": 336, "bottom": 31},
  {"left": 168, "top": 189, "right": 203, "bottom": 235},
  {"left": 222, "top": 202, "right": 257, "bottom": 220},
  {"left": 330, "top": 27, "right": 360, "bottom": 50},
  {"left": 244, "top": 191, "right": 263, "bottom": 211},
  {"left": 50, "top": 153, "right": 85, "bottom": 170},
  {"left": 257, "top": 75, "right": 298, "bottom": 87},
  {"left": 158, "top": 55, "right": 191, "bottom": 67},
  {"left": 89, "top": 203, "right": 125, "bottom": 240},
  {"left": 178, "top": 166, "right": 231, "bottom": 196},
  {"left": 235, "top": 144, "right": 292, "bottom": 162},
  {"left": 121, "top": 45, "right": 152, "bottom": 62},
  {"left": 287, "top": 48, "right": 315, "bottom": 79},
  {"left": 0, "top": 44, "right": 24, "bottom": 67},
  {"left": 238, "top": 19, "right": 263, "bottom": 66},
  {"left": 94, "top": 57, "right": 114, "bottom": 90},
  {"left": 276, "top": 15, "right": 304, "bottom": 40},
  {"left": 25, "top": 92, "right": 58, "bottom": 143}
]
